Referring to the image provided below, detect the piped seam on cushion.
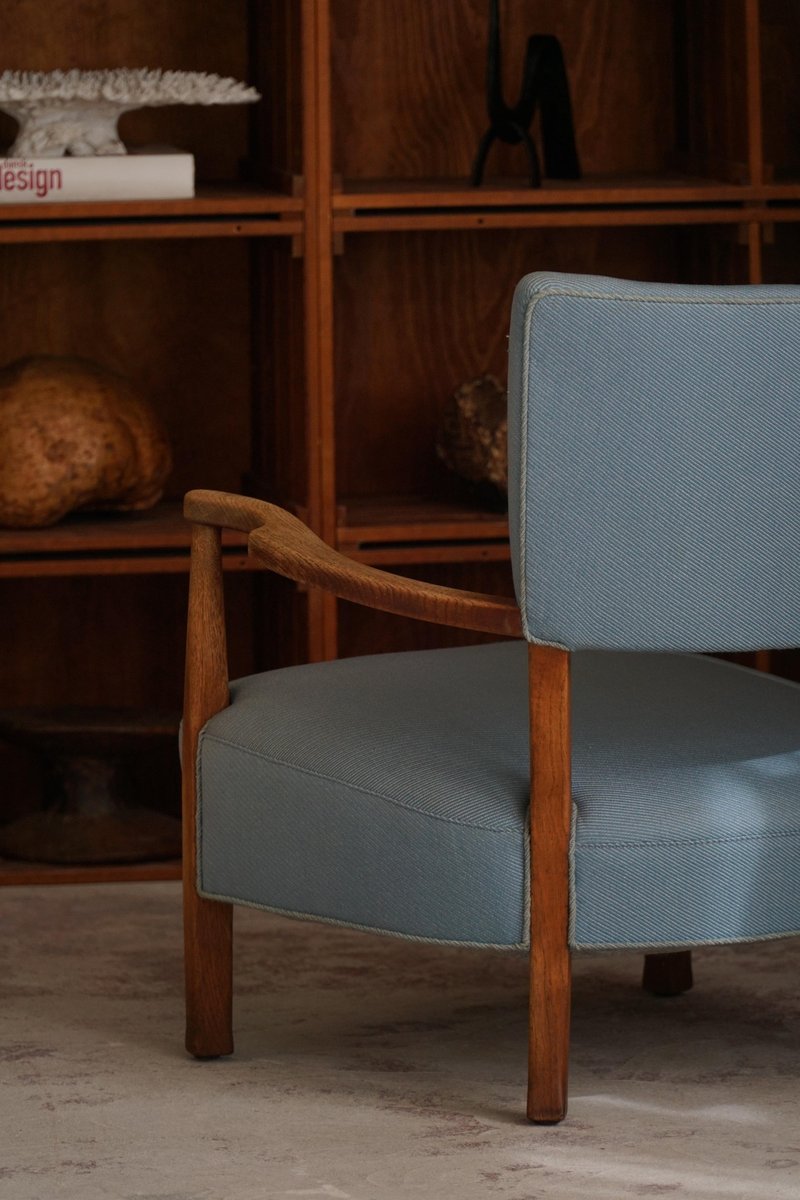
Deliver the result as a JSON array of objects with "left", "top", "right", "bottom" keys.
[
  {"left": 577, "top": 826, "right": 800, "bottom": 851},
  {"left": 517, "top": 289, "right": 568, "bottom": 650},
  {"left": 519, "top": 279, "right": 800, "bottom": 308},
  {"left": 570, "top": 926, "right": 800, "bottom": 952},
  {"left": 197, "top": 729, "right": 528, "bottom": 834},
  {"left": 515, "top": 281, "right": 800, "bottom": 648}
]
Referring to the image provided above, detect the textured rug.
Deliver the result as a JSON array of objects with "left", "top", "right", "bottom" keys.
[{"left": 1, "top": 883, "right": 798, "bottom": 1200}]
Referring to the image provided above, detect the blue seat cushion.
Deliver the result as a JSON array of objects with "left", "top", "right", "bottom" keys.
[{"left": 196, "top": 641, "right": 800, "bottom": 950}]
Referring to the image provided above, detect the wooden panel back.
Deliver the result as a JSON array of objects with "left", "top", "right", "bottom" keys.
[
  {"left": 331, "top": 0, "right": 686, "bottom": 181},
  {"left": 0, "top": 572, "right": 257, "bottom": 829},
  {"left": 0, "top": 240, "right": 251, "bottom": 498},
  {"left": 333, "top": 224, "right": 741, "bottom": 500},
  {"left": 760, "top": 0, "right": 800, "bottom": 177},
  {"left": 673, "top": 0, "right": 751, "bottom": 181}
]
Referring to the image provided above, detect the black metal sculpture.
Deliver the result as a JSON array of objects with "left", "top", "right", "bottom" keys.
[{"left": 471, "top": 0, "right": 581, "bottom": 187}]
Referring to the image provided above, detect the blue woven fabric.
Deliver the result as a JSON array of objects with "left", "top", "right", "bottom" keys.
[
  {"left": 197, "top": 641, "right": 800, "bottom": 950},
  {"left": 194, "top": 272, "right": 800, "bottom": 957},
  {"left": 508, "top": 272, "right": 800, "bottom": 651},
  {"left": 198, "top": 642, "right": 530, "bottom": 947}
]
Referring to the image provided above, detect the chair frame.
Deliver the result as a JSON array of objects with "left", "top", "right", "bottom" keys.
[{"left": 181, "top": 488, "right": 691, "bottom": 1123}]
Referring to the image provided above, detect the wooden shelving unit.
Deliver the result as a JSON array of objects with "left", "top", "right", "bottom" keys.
[
  {"left": 337, "top": 497, "right": 509, "bottom": 565},
  {"left": 3, "top": 0, "right": 799, "bottom": 881},
  {"left": 0, "top": 0, "right": 308, "bottom": 885}
]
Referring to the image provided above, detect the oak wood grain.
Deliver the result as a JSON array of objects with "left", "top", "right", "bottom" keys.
[{"left": 186, "top": 488, "right": 521, "bottom": 636}]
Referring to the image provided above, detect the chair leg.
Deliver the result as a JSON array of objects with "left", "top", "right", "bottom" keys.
[
  {"left": 184, "top": 886, "right": 234, "bottom": 1058},
  {"left": 182, "top": 521, "right": 233, "bottom": 1059},
  {"left": 528, "top": 936, "right": 572, "bottom": 1123},
  {"left": 527, "top": 643, "right": 572, "bottom": 1123},
  {"left": 642, "top": 950, "right": 693, "bottom": 997}
]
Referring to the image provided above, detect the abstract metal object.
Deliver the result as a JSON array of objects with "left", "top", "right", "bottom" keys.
[
  {"left": 471, "top": 1, "right": 580, "bottom": 187},
  {"left": 0, "top": 69, "right": 260, "bottom": 157}
]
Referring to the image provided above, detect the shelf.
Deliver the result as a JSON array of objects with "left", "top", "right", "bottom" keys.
[
  {"left": 0, "top": 184, "right": 304, "bottom": 243},
  {"left": 334, "top": 175, "right": 757, "bottom": 211},
  {"left": 0, "top": 856, "right": 181, "bottom": 886},
  {"left": 329, "top": 177, "right": 785, "bottom": 234},
  {"left": 2, "top": 0, "right": 795, "bottom": 878},
  {"left": 0, "top": 502, "right": 252, "bottom": 577},
  {"left": 337, "top": 496, "right": 510, "bottom": 565}
]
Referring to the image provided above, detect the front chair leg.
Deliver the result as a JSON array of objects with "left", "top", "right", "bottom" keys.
[
  {"left": 529, "top": 931, "right": 571, "bottom": 1122},
  {"left": 528, "top": 643, "right": 572, "bottom": 1123},
  {"left": 642, "top": 950, "right": 693, "bottom": 997},
  {"left": 184, "top": 887, "right": 234, "bottom": 1058},
  {"left": 183, "top": 521, "right": 234, "bottom": 1060}
]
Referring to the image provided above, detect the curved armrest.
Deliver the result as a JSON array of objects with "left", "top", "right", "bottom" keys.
[
  {"left": 185, "top": 488, "right": 522, "bottom": 638},
  {"left": 185, "top": 488, "right": 275, "bottom": 534}
]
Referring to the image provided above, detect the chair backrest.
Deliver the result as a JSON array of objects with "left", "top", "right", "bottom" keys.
[{"left": 507, "top": 272, "right": 800, "bottom": 653}]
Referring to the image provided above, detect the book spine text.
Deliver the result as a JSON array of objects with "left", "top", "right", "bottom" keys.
[{"left": 0, "top": 160, "right": 63, "bottom": 199}]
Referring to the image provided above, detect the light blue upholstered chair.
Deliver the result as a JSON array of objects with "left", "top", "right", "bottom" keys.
[{"left": 182, "top": 273, "right": 800, "bottom": 1123}]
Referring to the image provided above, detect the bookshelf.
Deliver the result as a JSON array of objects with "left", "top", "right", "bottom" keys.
[{"left": 2, "top": 0, "right": 799, "bottom": 881}]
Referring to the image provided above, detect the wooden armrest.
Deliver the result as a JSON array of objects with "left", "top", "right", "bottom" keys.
[
  {"left": 185, "top": 488, "right": 522, "bottom": 637},
  {"left": 185, "top": 488, "right": 275, "bottom": 534}
]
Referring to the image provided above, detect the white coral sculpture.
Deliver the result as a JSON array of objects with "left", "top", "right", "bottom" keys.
[{"left": 0, "top": 69, "right": 261, "bottom": 157}]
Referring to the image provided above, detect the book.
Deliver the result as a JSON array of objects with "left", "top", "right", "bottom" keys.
[{"left": 0, "top": 147, "right": 195, "bottom": 203}]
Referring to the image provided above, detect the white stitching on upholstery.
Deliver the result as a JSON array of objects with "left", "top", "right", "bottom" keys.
[
  {"left": 571, "top": 927, "right": 800, "bottom": 952},
  {"left": 578, "top": 827, "right": 800, "bottom": 851},
  {"left": 518, "top": 292, "right": 569, "bottom": 651},
  {"left": 524, "top": 283, "right": 800, "bottom": 307}
]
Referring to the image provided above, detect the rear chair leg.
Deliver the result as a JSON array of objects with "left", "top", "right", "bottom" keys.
[
  {"left": 642, "top": 950, "right": 693, "bottom": 997},
  {"left": 529, "top": 933, "right": 571, "bottom": 1122},
  {"left": 184, "top": 887, "right": 233, "bottom": 1058}
]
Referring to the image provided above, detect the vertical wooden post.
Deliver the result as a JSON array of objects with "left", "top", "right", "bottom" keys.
[
  {"left": 182, "top": 522, "right": 234, "bottom": 1058},
  {"left": 527, "top": 643, "right": 572, "bottom": 1123},
  {"left": 744, "top": 0, "right": 763, "bottom": 189},
  {"left": 302, "top": 0, "right": 340, "bottom": 661}
]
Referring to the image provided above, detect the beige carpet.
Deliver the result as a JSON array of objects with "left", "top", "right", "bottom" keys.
[{"left": 1, "top": 882, "right": 798, "bottom": 1200}]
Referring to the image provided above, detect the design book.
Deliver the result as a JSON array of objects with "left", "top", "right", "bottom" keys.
[{"left": 0, "top": 149, "right": 194, "bottom": 203}]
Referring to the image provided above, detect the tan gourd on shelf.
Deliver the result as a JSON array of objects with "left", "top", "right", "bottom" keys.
[{"left": 0, "top": 355, "right": 172, "bottom": 528}]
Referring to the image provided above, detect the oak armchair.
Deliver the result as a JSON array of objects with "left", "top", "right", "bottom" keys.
[{"left": 182, "top": 273, "right": 800, "bottom": 1123}]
